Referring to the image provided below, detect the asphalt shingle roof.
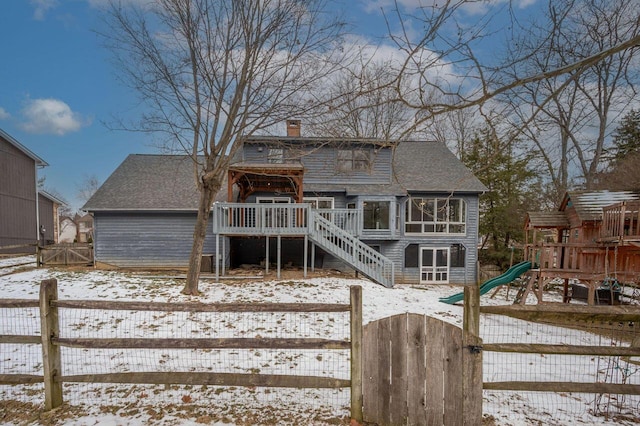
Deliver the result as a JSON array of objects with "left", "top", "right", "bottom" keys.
[
  {"left": 83, "top": 155, "right": 203, "bottom": 211},
  {"left": 392, "top": 141, "right": 487, "bottom": 193},
  {"left": 84, "top": 140, "right": 486, "bottom": 211}
]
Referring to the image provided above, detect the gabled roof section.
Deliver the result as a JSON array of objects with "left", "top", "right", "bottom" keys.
[
  {"left": 561, "top": 190, "right": 640, "bottom": 222},
  {"left": 83, "top": 155, "right": 205, "bottom": 211},
  {"left": 0, "top": 128, "right": 48, "bottom": 166},
  {"left": 392, "top": 141, "right": 487, "bottom": 193},
  {"left": 525, "top": 212, "right": 570, "bottom": 230},
  {"left": 39, "top": 190, "right": 67, "bottom": 206}
]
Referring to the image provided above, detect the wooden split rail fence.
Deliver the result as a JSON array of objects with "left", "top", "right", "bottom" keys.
[
  {"left": 1, "top": 279, "right": 487, "bottom": 424},
  {"left": 481, "top": 304, "right": 640, "bottom": 396},
  {"left": 1, "top": 279, "right": 364, "bottom": 421}
]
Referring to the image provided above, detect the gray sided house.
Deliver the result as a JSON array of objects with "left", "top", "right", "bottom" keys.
[
  {"left": 84, "top": 123, "right": 487, "bottom": 286},
  {"left": 38, "top": 191, "right": 66, "bottom": 245},
  {"left": 0, "top": 128, "right": 49, "bottom": 254}
]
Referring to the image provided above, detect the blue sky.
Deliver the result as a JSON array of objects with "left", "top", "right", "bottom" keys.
[{"left": 0, "top": 0, "right": 536, "bottom": 211}]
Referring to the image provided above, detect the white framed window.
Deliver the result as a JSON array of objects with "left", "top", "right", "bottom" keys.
[
  {"left": 303, "top": 197, "right": 334, "bottom": 209},
  {"left": 405, "top": 197, "right": 466, "bottom": 235}
]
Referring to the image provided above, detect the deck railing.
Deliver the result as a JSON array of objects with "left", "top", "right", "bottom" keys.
[
  {"left": 309, "top": 211, "right": 394, "bottom": 288},
  {"left": 525, "top": 243, "right": 607, "bottom": 274},
  {"left": 314, "top": 209, "right": 361, "bottom": 237},
  {"left": 212, "top": 203, "right": 361, "bottom": 236},
  {"left": 601, "top": 201, "right": 640, "bottom": 242},
  {"left": 212, "top": 203, "right": 310, "bottom": 235}
]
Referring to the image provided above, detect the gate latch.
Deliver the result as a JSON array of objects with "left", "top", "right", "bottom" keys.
[{"left": 467, "top": 345, "right": 483, "bottom": 354}]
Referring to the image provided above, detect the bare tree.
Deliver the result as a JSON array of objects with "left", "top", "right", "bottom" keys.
[
  {"left": 77, "top": 174, "right": 101, "bottom": 205},
  {"left": 306, "top": 60, "right": 424, "bottom": 140},
  {"left": 383, "top": 0, "right": 640, "bottom": 158},
  {"left": 101, "top": 0, "right": 346, "bottom": 294},
  {"left": 504, "top": 0, "right": 640, "bottom": 205}
]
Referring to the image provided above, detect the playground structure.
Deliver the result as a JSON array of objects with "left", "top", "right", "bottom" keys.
[
  {"left": 523, "top": 191, "right": 640, "bottom": 305},
  {"left": 439, "top": 261, "right": 531, "bottom": 304},
  {"left": 441, "top": 191, "right": 640, "bottom": 306}
]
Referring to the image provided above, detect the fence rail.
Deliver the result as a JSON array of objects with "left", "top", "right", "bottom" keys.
[
  {"left": 1, "top": 279, "right": 364, "bottom": 421},
  {"left": 481, "top": 304, "right": 640, "bottom": 401},
  {"left": 37, "top": 244, "right": 93, "bottom": 266}
]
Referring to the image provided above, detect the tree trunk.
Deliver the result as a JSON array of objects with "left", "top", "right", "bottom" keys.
[{"left": 182, "top": 179, "right": 219, "bottom": 295}]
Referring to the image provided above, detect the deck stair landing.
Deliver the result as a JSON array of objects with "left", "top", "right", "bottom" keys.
[{"left": 309, "top": 211, "right": 394, "bottom": 288}]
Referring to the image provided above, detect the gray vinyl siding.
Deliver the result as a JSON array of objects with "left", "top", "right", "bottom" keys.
[
  {"left": 387, "top": 194, "right": 480, "bottom": 285},
  {"left": 243, "top": 144, "right": 392, "bottom": 185},
  {"left": 93, "top": 212, "right": 219, "bottom": 268},
  {"left": 0, "top": 137, "right": 38, "bottom": 253}
]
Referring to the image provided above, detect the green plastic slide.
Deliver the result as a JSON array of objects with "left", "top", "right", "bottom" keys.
[{"left": 438, "top": 261, "right": 532, "bottom": 304}]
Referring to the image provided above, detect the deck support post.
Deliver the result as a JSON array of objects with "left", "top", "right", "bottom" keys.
[
  {"left": 215, "top": 234, "right": 219, "bottom": 281},
  {"left": 303, "top": 235, "right": 308, "bottom": 278},
  {"left": 277, "top": 235, "right": 281, "bottom": 279},
  {"left": 265, "top": 236, "right": 270, "bottom": 275},
  {"left": 221, "top": 237, "right": 226, "bottom": 276},
  {"left": 311, "top": 243, "right": 315, "bottom": 272}
]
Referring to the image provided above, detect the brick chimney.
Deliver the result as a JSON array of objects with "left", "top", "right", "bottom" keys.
[{"left": 286, "top": 119, "right": 301, "bottom": 137}]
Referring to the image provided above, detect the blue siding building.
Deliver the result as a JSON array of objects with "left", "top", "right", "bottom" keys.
[{"left": 84, "top": 121, "right": 487, "bottom": 286}]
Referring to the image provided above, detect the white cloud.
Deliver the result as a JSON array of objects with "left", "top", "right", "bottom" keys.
[
  {"left": 30, "top": 0, "right": 58, "bottom": 20},
  {"left": 0, "top": 107, "right": 10, "bottom": 120},
  {"left": 19, "top": 98, "right": 89, "bottom": 135}
]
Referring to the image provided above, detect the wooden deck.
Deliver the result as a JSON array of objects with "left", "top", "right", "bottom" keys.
[{"left": 210, "top": 203, "right": 394, "bottom": 287}]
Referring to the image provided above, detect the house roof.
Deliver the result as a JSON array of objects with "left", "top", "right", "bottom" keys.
[
  {"left": 83, "top": 155, "right": 206, "bottom": 211},
  {"left": 84, "top": 140, "right": 486, "bottom": 212},
  {"left": 391, "top": 140, "right": 487, "bottom": 193},
  {"left": 525, "top": 211, "right": 570, "bottom": 229},
  {"left": 562, "top": 190, "right": 640, "bottom": 222},
  {"left": 0, "top": 128, "right": 48, "bottom": 166},
  {"left": 39, "top": 190, "right": 67, "bottom": 206}
]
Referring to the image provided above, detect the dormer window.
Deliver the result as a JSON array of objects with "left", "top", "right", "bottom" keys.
[
  {"left": 337, "top": 148, "right": 370, "bottom": 172},
  {"left": 268, "top": 148, "right": 284, "bottom": 163}
]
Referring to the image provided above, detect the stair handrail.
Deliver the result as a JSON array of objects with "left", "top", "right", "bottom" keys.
[{"left": 309, "top": 210, "right": 394, "bottom": 287}]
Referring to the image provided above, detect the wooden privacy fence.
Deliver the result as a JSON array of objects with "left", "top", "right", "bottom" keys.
[
  {"left": 37, "top": 244, "right": 93, "bottom": 266},
  {"left": 1, "top": 279, "right": 364, "bottom": 422},
  {"left": 362, "top": 313, "right": 483, "bottom": 425}
]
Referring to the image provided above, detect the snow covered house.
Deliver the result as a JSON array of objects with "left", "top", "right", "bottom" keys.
[{"left": 83, "top": 121, "right": 487, "bottom": 286}]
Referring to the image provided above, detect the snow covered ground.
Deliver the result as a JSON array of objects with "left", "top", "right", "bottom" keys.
[{"left": 1, "top": 255, "right": 639, "bottom": 425}]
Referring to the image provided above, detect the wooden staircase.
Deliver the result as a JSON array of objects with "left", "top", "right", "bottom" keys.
[{"left": 309, "top": 211, "right": 394, "bottom": 288}]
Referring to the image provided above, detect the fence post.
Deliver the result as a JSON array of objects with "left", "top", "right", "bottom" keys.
[
  {"left": 463, "top": 284, "right": 480, "bottom": 337},
  {"left": 40, "top": 278, "right": 63, "bottom": 410},
  {"left": 350, "top": 285, "right": 363, "bottom": 423}
]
